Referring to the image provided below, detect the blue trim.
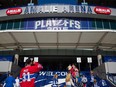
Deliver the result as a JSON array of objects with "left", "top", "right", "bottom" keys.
[
  {"left": 104, "top": 56, "right": 116, "bottom": 62},
  {"left": 0, "top": 56, "right": 13, "bottom": 61}
]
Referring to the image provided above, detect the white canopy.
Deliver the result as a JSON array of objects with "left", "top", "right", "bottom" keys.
[{"left": 0, "top": 30, "right": 116, "bottom": 51}]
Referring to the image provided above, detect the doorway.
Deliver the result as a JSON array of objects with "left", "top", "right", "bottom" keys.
[{"left": 18, "top": 55, "right": 98, "bottom": 71}]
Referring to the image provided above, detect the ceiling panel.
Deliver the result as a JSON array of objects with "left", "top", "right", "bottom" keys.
[
  {"left": 58, "top": 46, "right": 75, "bottom": 49},
  {"left": 35, "top": 32, "right": 57, "bottom": 43},
  {"left": 0, "top": 47, "right": 4, "bottom": 49},
  {"left": 0, "top": 32, "right": 15, "bottom": 44},
  {"left": 77, "top": 46, "right": 94, "bottom": 49},
  {"left": 6, "top": 46, "right": 17, "bottom": 49},
  {"left": 12, "top": 32, "right": 36, "bottom": 43},
  {"left": 99, "top": 46, "right": 111, "bottom": 49},
  {"left": 112, "top": 47, "right": 116, "bottom": 50},
  {"left": 22, "top": 45, "right": 38, "bottom": 48},
  {"left": 101, "top": 32, "right": 116, "bottom": 44},
  {"left": 80, "top": 32, "right": 105, "bottom": 43},
  {"left": 40, "top": 46, "right": 57, "bottom": 49},
  {"left": 59, "top": 32, "right": 80, "bottom": 43}
]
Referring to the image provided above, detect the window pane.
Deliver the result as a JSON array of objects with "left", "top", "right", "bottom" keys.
[
  {"left": 13, "top": 20, "right": 20, "bottom": 30},
  {"left": 103, "top": 20, "right": 110, "bottom": 29},
  {"left": 0, "top": 22, "right": 1, "bottom": 30},
  {"left": 110, "top": 20, "right": 116, "bottom": 30},
  {"left": 7, "top": 20, "right": 13, "bottom": 29},
  {"left": 88, "top": 19, "right": 96, "bottom": 30},
  {"left": 1, "top": 21, "right": 7, "bottom": 30},
  {"left": 20, "top": 20, "right": 24, "bottom": 30},
  {"left": 96, "top": 19, "right": 103, "bottom": 29},
  {"left": 92, "top": 19, "right": 96, "bottom": 29}
]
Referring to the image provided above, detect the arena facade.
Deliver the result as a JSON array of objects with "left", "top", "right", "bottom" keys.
[
  {"left": 0, "top": 0, "right": 116, "bottom": 86},
  {"left": 0, "top": 0, "right": 116, "bottom": 69}
]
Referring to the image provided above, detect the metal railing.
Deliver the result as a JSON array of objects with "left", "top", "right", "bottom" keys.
[
  {"left": 107, "top": 73, "right": 116, "bottom": 86},
  {"left": 0, "top": 73, "right": 7, "bottom": 84}
]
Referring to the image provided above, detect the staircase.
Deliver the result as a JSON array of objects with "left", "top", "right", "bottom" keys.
[{"left": 11, "top": 63, "right": 21, "bottom": 78}]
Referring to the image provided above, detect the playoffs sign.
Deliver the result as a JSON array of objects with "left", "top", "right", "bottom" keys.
[{"left": 24, "top": 18, "right": 93, "bottom": 30}]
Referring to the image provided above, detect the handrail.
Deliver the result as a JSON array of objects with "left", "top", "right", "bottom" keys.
[
  {"left": 107, "top": 73, "right": 116, "bottom": 85},
  {"left": 0, "top": 73, "right": 7, "bottom": 83}
]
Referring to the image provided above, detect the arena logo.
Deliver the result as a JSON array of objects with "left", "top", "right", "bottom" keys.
[
  {"left": 94, "top": 7, "right": 111, "bottom": 15},
  {"left": 6, "top": 8, "right": 22, "bottom": 16}
]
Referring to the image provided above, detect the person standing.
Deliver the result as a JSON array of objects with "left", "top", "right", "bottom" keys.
[
  {"left": 3, "top": 72, "right": 15, "bottom": 87},
  {"left": 94, "top": 79, "right": 99, "bottom": 87},
  {"left": 65, "top": 72, "right": 75, "bottom": 87},
  {"left": 19, "top": 58, "right": 43, "bottom": 87},
  {"left": 15, "top": 77, "right": 20, "bottom": 87},
  {"left": 90, "top": 71, "right": 95, "bottom": 87},
  {"left": 81, "top": 75, "right": 88, "bottom": 87},
  {"left": 52, "top": 74, "right": 59, "bottom": 87},
  {"left": 76, "top": 75, "right": 82, "bottom": 87}
]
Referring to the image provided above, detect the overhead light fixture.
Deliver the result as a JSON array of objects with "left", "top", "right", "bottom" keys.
[
  {"left": 81, "top": 0, "right": 88, "bottom": 5},
  {"left": 28, "top": 0, "right": 34, "bottom": 6},
  {"left": 87, "top": 57, "right": 92, "bottom": 63},
  {"left": 76, "top": 57, "right": 81, "bottom": 63}
]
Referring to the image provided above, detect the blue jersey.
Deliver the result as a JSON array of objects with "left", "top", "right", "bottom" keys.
[
  {"left": 78, "top": 77, "right": 82, "bottom": 83},
  {"left": 4, "top": 76, "right": 15, "bottom": 87},
  {"left": 98, "top": 79, "right": 109, "bottom": 87},
  {"left": 90, "top": 75, "right": 94, "bottom": 82},
  {"left": 52, "top": 78, "right": 58, "bottom": 87}
]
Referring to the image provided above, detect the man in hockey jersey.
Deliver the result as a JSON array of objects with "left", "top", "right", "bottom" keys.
[{"left": 20, "top": 58, "right": 43, "bottom": 87}]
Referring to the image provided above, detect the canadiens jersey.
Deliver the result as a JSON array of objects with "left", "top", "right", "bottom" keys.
[{"left": 20, "top": 62, "right": 43, "bottom": 87}]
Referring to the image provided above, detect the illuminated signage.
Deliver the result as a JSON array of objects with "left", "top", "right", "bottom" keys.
[
  {"left": 94, "top": 6, "right": 111, "bottom": 15},
  {"left": 6, "top": 8, "right": 22, "bottom": 16},
  {"left": 24, "top": 5, "right": 92, "bottom": 14},
  {"left": 1, "top": 5, "right": 114, "bottom": 18},
  {"left": 34, "top": 19, "right": 81, "bottom": 30},
  {"left": 24, "top": 18, "right": 92, "bottom": 30}
]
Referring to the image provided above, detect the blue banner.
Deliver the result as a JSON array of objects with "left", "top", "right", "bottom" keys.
[
  {"left": 0, "top": 56, "right": 13, "bottom": 61},
  {"left": 104, "top": 56, "right": 116, "bottom": 62},
  {"left": 38, "top": 0, "right": 78, "bottom": 5},
  {"left": 24, "top": 18, "right": 92, "bottom": 30},
  {"left": 35, "top": 71, "right": 67, "bottom": 87}
]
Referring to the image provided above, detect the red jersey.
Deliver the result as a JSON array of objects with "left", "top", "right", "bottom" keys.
[
  {"left": 20, "top": 62, "right": 43, "bottom": 87},
  {"left": 70, "top": 67, "right": 78, "bottom": 78}
]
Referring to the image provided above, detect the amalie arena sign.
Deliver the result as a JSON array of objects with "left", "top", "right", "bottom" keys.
[{"left": 0, "top": 5, "right": 115, "bottom": 17}]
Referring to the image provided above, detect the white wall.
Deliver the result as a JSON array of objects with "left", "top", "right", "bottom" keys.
[
  {"left": 0, "top": 61, "right": 12, "bottom": 72},
  {"left": 105, "top": 62, "right": 116, "bottom": 73}
]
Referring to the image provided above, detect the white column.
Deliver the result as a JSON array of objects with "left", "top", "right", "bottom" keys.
[{"left": 97, "top": 54, "right": 102, "bottom": 66}]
